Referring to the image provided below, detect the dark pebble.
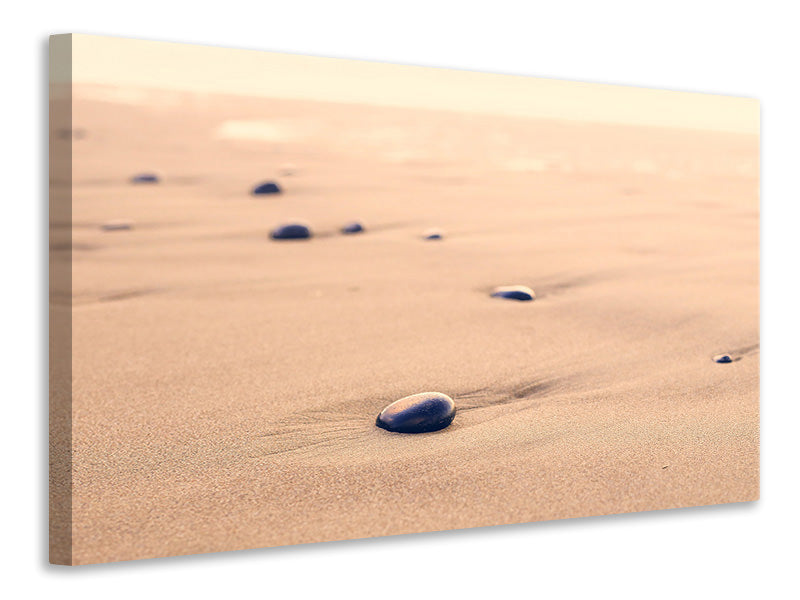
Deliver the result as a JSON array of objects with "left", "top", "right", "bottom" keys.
[
  {"left": 270, "top": 223, "right": 312, "bottom": 240},
  {"left": 375, "top": 392, "right": 456, "bottom": 433},
  {"left": 423, "top": 228, "right": 444, "bottom": 240},
  {"left": 491, "top": 285, "right": 536, "bottom": 301},
  {"left": 130, "top": 173, "right": 160, "bottom": 184},
  {"left": 252, "top": 181, "right": 282, "bottom": 195},
  {"left": 341, "top": 221, "right": 365, "bottom": 234},
  {"left": 101, "top": 220, "right": 133, "bottom": 231},
  {"left": 714, "top": 354, "right": 733, "bottom": 363}
]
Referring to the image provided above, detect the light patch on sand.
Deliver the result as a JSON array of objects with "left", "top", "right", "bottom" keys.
[
  {"left": 214, "top": 119, "right": 316, "bottom": 142},
  {"left": 502, "top": 157, "right": 562, "bottom": 173},
  {"left": 74, "top": 85, "right": 186, "bottom": 108},
  {"left": 737, "top": 161, "right": 758, "bottom": 177},
  {"left": 631, "top": 159, "right": 659, "bottom": 174}
]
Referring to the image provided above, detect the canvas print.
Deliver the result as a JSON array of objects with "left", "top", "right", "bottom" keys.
[{"left": 49, "top": 34, "right": 759, "bottom": 565}]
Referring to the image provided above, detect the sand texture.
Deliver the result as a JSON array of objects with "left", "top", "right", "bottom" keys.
[{"left": 50, "top": 84, "right": 759, "bottom": 565}]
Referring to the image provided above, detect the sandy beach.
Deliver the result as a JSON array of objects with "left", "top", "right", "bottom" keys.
[{"left": 50, "top": 82, "right": 758, "bottom": 565}]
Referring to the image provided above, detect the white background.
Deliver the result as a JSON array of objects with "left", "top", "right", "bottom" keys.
[{"left": 3, "top": 1, "right": 797, "bottom": 597}]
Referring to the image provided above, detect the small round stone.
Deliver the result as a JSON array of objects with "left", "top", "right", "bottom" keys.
[
  {"left": 375, "top": 392, "right": 456, "bottom": 433},
  {"left": 252, "top": 181, "right": 282, "bottom": 195},
  {"left": 270, "top": 223, "right": 312, "bottom": 240},
  {"left": 423, "top": 228, "right": 444, "bottom": 240},
  {"left": 714, "top": 354, "right": 733, "bottom": 363},
  {"left": 341, "top": 221, "right": 365, "bottom": 234},
  {"left": 130, "top": 173, "right": 159, "bottom": 184},
  {"left": 491, "top": 285, "right": 536, "bottom": 301},
  {"left": 101, "top": 220, "right": 133, "bottom": 231}
]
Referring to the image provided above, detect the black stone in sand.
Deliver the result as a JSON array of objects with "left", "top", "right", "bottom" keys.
[
  {"left": 376, "top": 392, "right": 456, "bottom": 433},
  {"left": 101, "top": 220, "right": 133, "bottom": 231},
  {"left": 131, "top": 173, "right": 159, "bottom": 183},
  {"left": 341, "top": 221, "right": 364, "bottom": 234},
  {"left": 714, "top": 354, "right": 733, "bottom": 363},
  {"left": 270, "top": 223, "right": 312, "bottom": 240},
  {"left": 252, "top": 181, "right": 282, "bottom": 195},
  {"left": 423, "top": 228, "right": 444, "bottom": 240},
  {"left": 491, "top": 285, "right": 536, "bottom": 302},
  {"left": 130, "top": 173, "right": 159, "bottom": 184}
]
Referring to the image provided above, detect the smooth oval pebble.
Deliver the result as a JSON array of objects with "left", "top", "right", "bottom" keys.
[
  {"left": 270, "top": 223, "right": 312, "bottom": 240},
  {"left": 101, "top": 220, "right": 133, "bottom": 231},
  {"left": 252, "top": 181, "right": 282, "bottom": 195},
  {"left": 491, "top": 285, "right": 536, "bottom": 301},
  {"left": 423, "top": 228, "right": 444, "bottom": 240},
  {"left": 341, "top": 221, "right": 365, "bottom": 234},
  {"left": 375, "top": 392, "right": 456, "bottom": 433},
  {"left": 714, "top": 354, "right": 733, "bottom": 363},
  {"left": 130, "top": 173, "right": 159, "bottom": 184}
]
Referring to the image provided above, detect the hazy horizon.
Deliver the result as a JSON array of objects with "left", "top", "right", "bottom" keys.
[{"left": 52, "top": 34, "right": 759, "bottom": 135}]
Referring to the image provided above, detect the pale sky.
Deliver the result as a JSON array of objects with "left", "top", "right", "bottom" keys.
[{"left": 55, "top": 34, "right": 759, "bottom": 134}]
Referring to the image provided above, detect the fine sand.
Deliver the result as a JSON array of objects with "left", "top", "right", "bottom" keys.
[{"left": 50, "top": 84, "right": 759, "bottom": 565}]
